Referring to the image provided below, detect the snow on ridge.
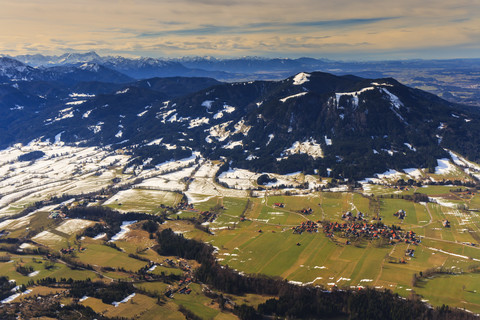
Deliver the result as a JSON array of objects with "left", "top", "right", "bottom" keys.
[
  {"left": 280, "top": 92, "right": 308, "bottom": 103},
  {"left": 371, "top": 82, "right": 393, "bottom": 87},
  {"left": 69, "top": 93, "right": 95, "bottom": 98},
  {"left": 282, "top": 138, "right": 323, "bottom": 159},
  {"left": 293, "top": 72, "right": 310, "bottom": 85},
  {"left": 335, "top": 87, "right": 375, "bottom": 108},
  {"left": 115, "top": 88, "right": 130, "bottom": 95}
]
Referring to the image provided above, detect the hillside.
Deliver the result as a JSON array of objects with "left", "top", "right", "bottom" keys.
[{"left": 1, "top": 67, "right": 479, "bottom": 180}]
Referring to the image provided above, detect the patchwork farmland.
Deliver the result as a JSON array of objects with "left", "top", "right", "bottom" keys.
[{"left": 1, "top": 142, "right": 480, "bottom": 317}]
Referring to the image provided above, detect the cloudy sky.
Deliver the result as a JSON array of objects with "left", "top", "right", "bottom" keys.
[{"left": 1, "top": 0, "right": 479, "bottom": 60}]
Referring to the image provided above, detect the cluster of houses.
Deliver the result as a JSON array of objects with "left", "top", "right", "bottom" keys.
[
  {"left": 176, "top": 202, "right": 196, "bottom": 211},
  {"left": 393, "top": 186, "right": 410, "bottom": 191},
  {"left": 341, "top": 211, "right": 365, "bottom": 222},
  {"left": 177, "top": 286, "right": 192, "bottom": 295},
  {"left": 177, "top": 258, "right": 193, "bottom": 273},
  {"left": 300, "top": 208, "right": 313, "bottom": 215},
  {"left": 163, "top": 258, "right": 176, "bottom": 267},
  {"left": 273, "top": 203, "right": 285, "bottom": 208},
  {"left": 163, "top": 259, "right": 194, "bottom": 298},
  {"left": 177, "top": 277, "right": 193, "bottom": 295},
  {"left": 321, "top": 221, "right": 420, "bottom": 245},
  {"left": 405, "top": 248, "right": 415, "bottom": 257},
  {"left": 292, "top": 220, "right": 319, "bottom": 234},
  {"left": 198, "top": 211, "right": 217, "bottom": 223},
  {"left": 394, "top": 209, "right": 406, "bottom": 220},
  {"left": 49, "top": 211, "right": 66, "bottom": 219},
  {"left": 442, "top": 219, "right": 451, "bottom": 228},
  {"left": 60, "top": 246, "right": 85, "bottom": 254}
]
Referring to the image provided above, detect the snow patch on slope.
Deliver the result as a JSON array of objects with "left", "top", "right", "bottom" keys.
[
  {"left": 380, "top": 88, "right": 403, "bottom": 109},
  {"left": 189, "top": 117, "right": 210, "bottom": 128},
  {"left": 280, "top": 92, "right": 308, "bottom": 103},
  {"left": 282, "top": 138, "right": 323, "bottom": 159},
  {"left": 435, "top": 158, "right": 456, "bottom": 175}
]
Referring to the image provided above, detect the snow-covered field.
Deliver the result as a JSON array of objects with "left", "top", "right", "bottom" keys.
[
  {"left": 103, "top": 189, "right": 178, "bottom": 212},
  {"left": 56, "top": 219, "right": 94, "bottom": 234},
  {"left": 0, "top": 140, "right": 130, "bottom": 218},
  {"left": 218, "top": 168, "right": 261, "bottom": 190},
  {"left": 135, "top": 177, "right": 186, "bottom": 191},
  {"left": 185, "top": 161, "right": 248, "bottom": 203},
  {"left": 360, "top": 158, "right": 463, "bottom": 185},
  {"left": 133, "top": 154, "right": 198, "bottom": 180},
  {"left": 32, "top": 230, "right": 65, "bottom": 244}
]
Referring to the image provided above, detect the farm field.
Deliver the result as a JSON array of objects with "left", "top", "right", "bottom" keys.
[
  {"left": 2, "top": 144, "right": 480, "bottom": 317},
  {"left": 163, "top": 185, "right": 480, "bottom": 313}
]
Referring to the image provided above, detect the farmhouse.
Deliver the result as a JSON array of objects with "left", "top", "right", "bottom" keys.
[{"left": 394, "top": 209, "right": 406, "bottom": 220}]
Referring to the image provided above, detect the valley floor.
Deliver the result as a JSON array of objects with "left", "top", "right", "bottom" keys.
[{"left": 1, "top": 141, "right": 480, "bottom": 318}]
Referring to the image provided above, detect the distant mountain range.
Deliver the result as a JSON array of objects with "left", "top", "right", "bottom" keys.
[
  {"left": 1, "top": 54, "right": 479, "bottom": 179},
  {"left": 7, "top": 52, "right": 480, "bottom": 106}
]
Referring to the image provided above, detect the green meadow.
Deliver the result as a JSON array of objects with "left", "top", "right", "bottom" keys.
[{"left": 164, "top": 185, "right": 480, "bottom": 313}]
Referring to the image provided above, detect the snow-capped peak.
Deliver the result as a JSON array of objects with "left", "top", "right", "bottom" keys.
[
  {"left": 79, "top": 62, "right": 100, "bottom": 72},
  {"left": 293, "top": 72, "right": 310, "bottom": 85}
]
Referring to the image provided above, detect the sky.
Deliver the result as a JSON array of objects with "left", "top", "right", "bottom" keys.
[{"left": 0, "top": 0, "right": 479, "bottom": 60}]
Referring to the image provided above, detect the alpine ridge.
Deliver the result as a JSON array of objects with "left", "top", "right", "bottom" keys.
[{"left": 1, "top": 66, "right": 479, "bottom": 180}]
